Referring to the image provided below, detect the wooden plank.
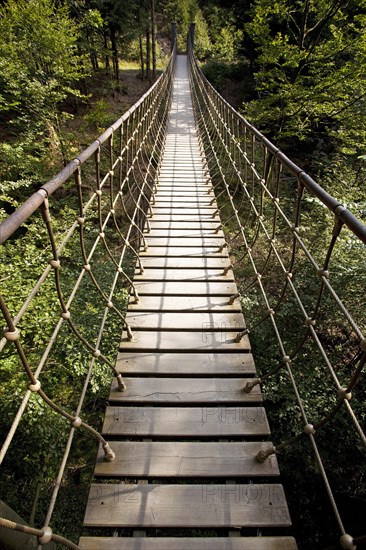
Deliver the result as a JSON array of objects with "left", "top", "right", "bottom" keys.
[
  {"left": 159, "top": 174, "right": 209, "bottom": 178},
  {"left": 147, "top": 222, "right": 221, "bottom": 230},
  {"left": 125, "top": 312, "right": 244, "bottom": 330},
  {"left": 83, "top": 483, "right": 291, "bottom": 528},
  {"left": 153, "top": 202, "right": 217, "bottom": 209},
  {"left": 143, "top": 237, "right": 225, "bottom": 247},
  {"left": 133, "top": 268, "right": 233, "bottom": 281},
  {"left": 157, "top": 189, "right": 211, "bottom": 194},
  {"left": 153, "top": 197, "right": 214, "bottom": 204},
  {"left": 109, "top": 378, "right": 260, "bottom": 403},
  {"left": 160, "top": 162, "right": 205, "bottom": 167},
  {"left": 152, "top": 209, "right": 217, "bottom": 217},
  {"left": 102, "top": 406, "right": 269, "bottom": 437},
  {"left": 149, "top": 213, "right": 220, "bottom": 221},
  {"left": 157, "top": 176, "right": 207, "bottom": 182},
  {"left": 162, "top": 156, "right": 203, "bottom": 161},
  {"left": 128, "top": 296, "right": 241, "bottom": 312},
  {"left": 94, "top": 441, "right": 279, "bottom": 477},
  {"left": 138, "top": 257, "right": 231, "bottom": 269},
  {"left": 144, "top": 224, "right": 224, "bottom": 233},
  {"left": 151, "top": 208, "right": 218, "bottom": 216},
  {"left": 155, "top": 191, "right": 214, "bottom": 200},
  {"left": 144, "top": 230, "right": 224, "bottom": 238},
  {"left": 159, "top": 169, "right": 206, "bottom": 174},
  {"left": 119, "top": 331, "right": 250, "bottom": 352},
  {"left": 132, "top": 281, "right": 236, "bottom": 296},
  {"left": 139, "top": 246, "right": 228, "bottom": 257},
  {"left": 158, "top": 174, "right": 208, "bottom": 178},
  {"left": 116, "top": 352, "right": 256, "bottom": 375},
  {"left": 157, "top": 182, "right": 213, "bottom": 189},
  {"left": 80, "top": 537, "right": 297, "bottom": 550}
]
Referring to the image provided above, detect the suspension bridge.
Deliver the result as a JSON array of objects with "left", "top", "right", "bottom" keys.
[{"left": 0, "top": 28, "right": 365, "bottom": 550}]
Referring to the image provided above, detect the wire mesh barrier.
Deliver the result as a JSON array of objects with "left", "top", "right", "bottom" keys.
[
  {"left": 0, "top": 45, "right": 175, "bottom": 547},
  {"left": 188, "top": 33, "right": 366, "bottom": 550}
]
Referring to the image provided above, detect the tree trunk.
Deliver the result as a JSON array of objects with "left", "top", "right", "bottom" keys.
[
  {"left": 151, "top": 0, "right": 156, "bottom": 80},
  {"left": 139, "top": 34, "right": 145, "bottom": 81},
  {"left": 86, "top": 29, "right": 98, "bottom": 71},
  {"left": 146, "top": 24, "right": 151, "bottom": 81},
  {"left": 109, "top": 24, "right": 119, "bottom": 82},
  {"left": 104, "top": 30, "right": 110, "bottom": 71}
]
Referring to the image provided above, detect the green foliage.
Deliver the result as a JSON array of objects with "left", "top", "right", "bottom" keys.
[
  {"left": 243, "top": 0, "right": 366, "bottom": 155},
  {"left": 0, "top": 0, "right": 90, "bottom": 209},
  {"left": 201, "top": 59, "right": 251, "bottom": 92},
  {"left": 201, "top": 3, "right": 243, "bottom": 62},
  {"left": 163, "top": 0, "right": 210, "bottom": 54},
  {"left": 82, "top": 98, "right": 117, "bottom": 132},
  {"left": 0, "top": 0, "right": 87, "bottom": 129}
]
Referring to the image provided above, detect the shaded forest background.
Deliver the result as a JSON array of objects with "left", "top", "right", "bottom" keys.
[
  {"left": 1, "top": 0, "right": 366, "bottom": 220},
  {"left": 0, "top": 0, "right": 365, "bottom": 548}
]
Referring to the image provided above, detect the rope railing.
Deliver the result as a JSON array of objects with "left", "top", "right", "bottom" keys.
[
  {"left": 188, "top": 31, "right": 365, "bottom": 550},
  {"left": 0, "top": 44, "right": 176, "bottom": 547}
]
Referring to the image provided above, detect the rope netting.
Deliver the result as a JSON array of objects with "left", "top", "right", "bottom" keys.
[
  {"left": 0, "top": 44, "right": 176, "bottom": 547},
  {"left": 188, "top": 32, "right": 365, "bottom": 550}
]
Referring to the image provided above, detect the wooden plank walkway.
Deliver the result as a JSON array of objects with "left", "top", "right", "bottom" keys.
[{"left": 80, "top": 55, "right": 296, "bottom": 550}]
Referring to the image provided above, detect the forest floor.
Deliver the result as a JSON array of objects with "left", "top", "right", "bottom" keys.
[{"left": 59, "top": 61, "right": 161, "bottom": 164}]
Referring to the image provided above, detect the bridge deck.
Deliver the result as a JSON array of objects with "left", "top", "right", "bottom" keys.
[{"left": 80, "top": 55, "right": 296, "bottom": 549}]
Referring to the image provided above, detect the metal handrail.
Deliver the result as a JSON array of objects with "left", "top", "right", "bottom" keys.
[
  {"left": 0, "top": 41, "right": 176, "bottom": 548},
  {"left": 188, "top": 28, "right": 365, "bottom": 550}
]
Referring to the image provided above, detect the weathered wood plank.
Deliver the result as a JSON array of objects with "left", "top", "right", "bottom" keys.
[
  {"left": 115, "top": 352, "right": 256, "bottom": 375},
  {"left": 125, "top": 312, "right": 243, "bottom": 329},
  {"left": 109, "top": 378, "right": 259, "bottom": 403},
  {"left": 119, "top": 331, "right": 250, "bottom": 352},
  {"left": 79, "top": 537, "right": 297, "bottom": 550},
  {"left": 133, "top": 268, "right": 233, "bottom": 281},
  {"left": 149, "top": 212, "right": 220, "bottom": 221},
  {"left": 153, "top": 202, "right": 217, "bottom": 209},
  {"left": 151, "top": 208, "right": 218, "bottom": 216},
  {"left": 157, "top": 179, "right": 208, "bottom": 183},
  {"left": 159, "top": 169, "right": 206, "bottom": 174},
  {"left": 139, "top": 246, "right": 228, "bottom": 257},
  {"left": 152, "top": 208, "right": 217, "bottom": 217},
  {"left": 160, "top": 162, "right": 205, "bottom": 167},
  {"left": 144, "top": 229, "right": 224, "bottom": 238},
  {"left": 155, "top": 190, "right": 212, "bottom": 196},
  {"left": 147, "top": 221, "right": 221, "bottom": 230},
  {"left": 143, "top": 237, "right": 225, "bottom": 247},
  {"left": 94, "top": 441, "right": 279, "bottom": 477},
  {"left": 84, "top": 483, "right": 291, "bottom": 528},
  {"left": 138, "top": 257, "right": 231, "bottom": 270},
  {"left": 157, "top": 182, "right": 213, "bottom": 189},
  {"left": 157, "top": 176, "right": 207, "bottom": 182},
  {"left": 154, "top": 194, "right": 213, "bottom": 202},
  {"left": 128, "top": 295, "right": 241, "bottom": 312},
  {"left": 132, "top": 281, "right": 236, "bottom": 296},
  {"left": 102, "top": 406, "right": 269, "bottom": 437}
]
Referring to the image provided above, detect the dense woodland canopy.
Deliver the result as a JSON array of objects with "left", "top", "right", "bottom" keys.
[
  {"left": 0, "top": 0, "right": 365, "bottom": 216},
  {"left": 0, "top": 0, "right": 365, "bottom": 547}
]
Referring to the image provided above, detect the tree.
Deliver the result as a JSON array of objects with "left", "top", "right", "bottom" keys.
[
  {"left": 162, "top": 0, "right": 211, "bottom": 55},
  {"left": 243, "top": 0, "right": 366, "bottom": 156},
  {"left": 95, "top": 0, "right": 140, "bottom": 82},
  {"left": 0, "top": 0, "right": 87, "bottom": 188},
  {"left": 200, "top": 2, "right": 243, "bottom": 62},
  {"left": 151, "top": 0, "right": 157, "bottom": 80},
  {"left": 0, "top": 0, "right": 86, "bottom": 129}
]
